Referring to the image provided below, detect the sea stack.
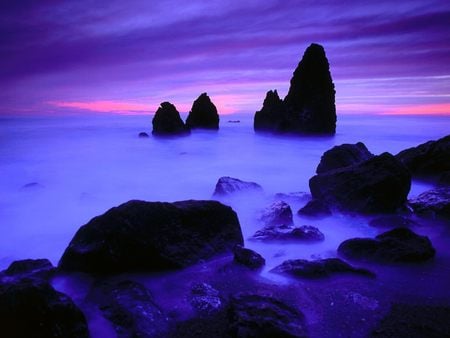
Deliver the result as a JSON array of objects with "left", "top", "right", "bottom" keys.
[
  {"left": 152, "top": 102, "right": 189, "bottom": 136},
  {"left": 186, "top": 93, "right": 219, "bottom": 129},
  {"left": 254, "top": 43, "right": 336, "bottom": 134}
]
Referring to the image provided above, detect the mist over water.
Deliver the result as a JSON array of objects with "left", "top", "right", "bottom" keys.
[{"left": 0, "top": 113, "right": 449, "bottom": 271}]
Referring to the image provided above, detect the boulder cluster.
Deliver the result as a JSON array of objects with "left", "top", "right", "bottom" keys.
[{"left": 152, "top": 93, "right": 219, "bottom": 136}]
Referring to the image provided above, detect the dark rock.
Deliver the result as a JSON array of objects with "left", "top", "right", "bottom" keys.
[
  {"left": 228, "top": 293, "right": 308, "bottom": 338},
  {"left": 185, "top": 93, "right": 219, "bottom": 130},
  {"left": 59, "top": 200, "right": 243, "bottom": 274},
  {"left": 3, "top": 258, "right": 55, "bottom": 281},
  {"left": 316, "top": 142, "right": 373, "bottom": 174},
  {"left": 228, "top": 120, "right": 240, "bottom": 123},
  {"left": 309, "top": 152, "right": 411, "bottom": 213},
  {"left": 213, "top": 176, "right": 263, "bottom": 196},
  {"left": 233, "top": 245, "right": 265, "bottom": 269},
  {"left": 88, "top": 280, "right": 168, "bottom": 338},
  {"left": 152, "top": 102, "right": 190, "bottom": 136},
  {"left": 338, "top": 228, "right": 435, "bottom": 263},
  {"left": 298, "top": 199, "right": 332, "bottom": 217},
  {"left": 396, "top": 135, "right": 450, "bottom": 182},
  {"left": 372, "top": 303, "right": 450, "bottom": 337},
  {"left": 259, "top": 201, "right": 293, "bottom": 227},
  {"left": 190, "top": 283, "right": 222, "bottom": 315},
  {"left": 253, "top": 224, "right": 324, "bottom": 242},
  {"left": 254, "top": 43, "right": 336, "bottom": 134},
  {"left": 439, "top": 171, "right": 450, "bottom": 185},
  {"left": 21, "top": 182, "right": 44, "bottom": 189},
  {"left": 368, "top": 215, "right": 418, "bottom": 228},
  {"left": 270, "top": 258, "right": 374, "bottom": 279},
  {"left": 409, "top": 187, "right": 450, "bottom": 219},
  {"left": 254, "top": 90, "right": 290, "bottom": 132},
  {"left": 0, "top": 279, "right": 89, "bottom": 338},
  {"left": 138, "top": 132, "right": 149, "bottom": 138}
]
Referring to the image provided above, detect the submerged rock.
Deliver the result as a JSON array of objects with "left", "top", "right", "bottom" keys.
[
  {"left": 0, "top": 278, "right": 89, "bottom": 338},
  {"left": 213, "top": 176, "right": 263, "bottom": 196},
  {"left": 233, "top": 245, "right": 265, "bottom": 269},
  {"left": 271, "top": 258, "right": 374, "bottom": 279},
  {"left": 316, "top": 142, "right": 373, "bottom": 174},
  {"left": 228, "top": 293, "right": 308, "bottom": 338},
  {"left": 409, "top": 187, "right": 450, "bottom": 219},
  {"left": 190, "top": 283, "right": 222, "bottom": 315},
  {"left": 138, "top": 131, "right": 149, "bottom": 138},
  {"left": 185, "top": 93, "right": 219, "bottom": 130},
  {"left": 152, "top": 102, "right": 190, "bottom": 136},
  {"left": 338, "top": 228, "right": 435, "bottom": 263},
  {"left": 396, "top": 134, "right": 450, "bottom": 183},
  {"left": 253, "top": 224, "right": 324, "bottom": 242},
  {"left": 298, "top": 199, "right": 332, "bottom": 217},
  {"left": 59, "top": 200, "right": 243, "bottom": 274},
  {"left": 372, "top": 303, "right": 450, "bottom": 337},
  {"left": 309, "top": 152, "right": 411, "bottom": 213},
  {"left": 88, "top": 280, "right": 168, "bottom": 338},
  {"left": 273, "top": 192, "right": 310, "bottom": 203},
  {"left": 254, "top": 43, "right": 336, "bottom": 135},
  {"left": 259, "top": 201, "right": 294, "bottom": 227},
  {"left": 368, "top": 215, "right": 418, "bottom": 228},
  {"left": 2, "top": 258, "right": 55, "bottom": 281}
]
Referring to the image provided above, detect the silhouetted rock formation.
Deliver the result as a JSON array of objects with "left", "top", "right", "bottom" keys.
[
  {"left": 338, "top": 228, "right": 435, "bottom": 263},
  {"left": 316, "top": 142, "right": 373, "bottom": 174},
  {"left": 271, "top": 258, "right": 374, "bottom": 279},
  {"left": 152, "top": 102, "right": 189, "bottom": 136},
  {"left": 396, "top": 135, "right": 450, "bottom": 184},
  {"left": 59, "top": 200, "right": 243, "bottom": 274},
  {"left": 138, "top": 131, "right": 149, "bottom": 138},
  {"left": 309, "top": 153, "right": 411, "bottom": 213},
  {"left": 228, "top": 293, "right": 308, "bottom": 337},
  {"left": 409, "top": 187, "right": 450, "bottom": 219},
  {"left": 372, "top": 303, "right": 450, "bottom": 337},
  {"left": 87, "top": 280, "right": 168, "bottom": 337},
  {"left": 186, "top": 93, "right": 219, "bottom": 129},
  {"left": 213, "top": 176, "right": 263, "bottom": 196},
  {"left": 254, "top": 43, "right": 336, "bottom": 134},
  {"left": 233, "top": 245, "right": 265, "bottom": 269},
  {"left": 0, "top": 260, "right": 89, "bottom": 338}
]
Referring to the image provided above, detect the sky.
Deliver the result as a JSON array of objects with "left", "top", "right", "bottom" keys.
[{"left": 1, "top": 0, "right": 450, "bottom": 116}]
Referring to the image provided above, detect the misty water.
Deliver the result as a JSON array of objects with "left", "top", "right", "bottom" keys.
[{"left": 1, "top": 113, "right": 449, "bottom": 336}]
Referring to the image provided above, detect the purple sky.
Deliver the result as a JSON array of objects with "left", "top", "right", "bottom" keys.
[{"left": 1, "top": 0, "right": 450, "bottom": 115}]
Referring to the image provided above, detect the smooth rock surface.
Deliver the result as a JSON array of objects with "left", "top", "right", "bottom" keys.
[
  {"left": 233, "top": 245, "right": 265, "bottom": 269},
  {"left": 59, "top": 200, "right": 243, "bottom": 274},
  {"left": 213, "top": 176, "right": 263, "bottom": 196},
  {"left": 316, "top": 142, "right": 373, "bottom": 174}
]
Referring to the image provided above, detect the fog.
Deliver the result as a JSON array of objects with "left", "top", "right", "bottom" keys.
[{"left": 0, "top": 113, "right": 448, "bottom": 272}]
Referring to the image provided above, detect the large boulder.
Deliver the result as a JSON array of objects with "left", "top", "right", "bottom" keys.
[
  {"left": 152, "top": 102, "right": 190, "bottom": 136},
  {"left": 228, "top": 293, "right": 308, "bottom": 337},
  {"left": 271, "top": 258, "right": 374, "bottom": 279},
  {"left": 396, "top": 135, "right": 450, "bottom": 183},
  {"left": 297, "top": 199, "right": 332, "bottom": 217},
  {"left": 409, "top": 187, "right": 450, "bottom": 219},
  {"left": 0, "top": 278, "right": 89, "bottom": 338},
  {"left": 309, "top": 152, "right": 411, "bottom": 213},
  {"left": 88, "top": 280, "right": 168, "bottom": 338},
  {"left": 338, "top": 228, "right": 435, "bottom": 263},
  {"left": 254, "top": 43, "right": 336, "bottom": 134},
  {"left": 2, "top": 258, "right": 55, "bottom": 281},
  {"left": 185, "top": 93, "right": 219, "bottom": 129},
  {"left": 213, "top": 176, "right": 263, "bottom": 196},
  {"left": 59, "top": 200, "right": 243, "bottom": 274},
  {"left": 316, "top": 142, "right": 373, "bottom": 174},
  {"left": 372, "top": 303, "right": 450, "bottom": 337}
]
